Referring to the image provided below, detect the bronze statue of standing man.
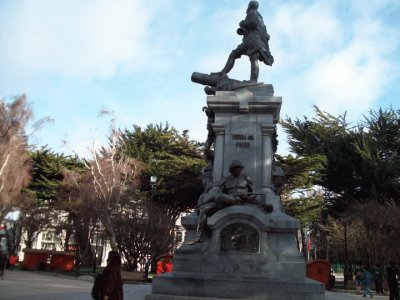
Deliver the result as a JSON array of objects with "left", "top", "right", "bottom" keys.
[{"left": 213, "top": 1, "right": 273, "bottom": 82}]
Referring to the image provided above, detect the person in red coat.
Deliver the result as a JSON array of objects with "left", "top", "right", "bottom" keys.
[
  {"left": 9, "top": 254, "right": 18, "bottom": 270},
  {"left": 102, "top": 251, "right": 123, "bottom": 300}
]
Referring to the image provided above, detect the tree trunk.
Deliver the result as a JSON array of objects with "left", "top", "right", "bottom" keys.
[
  {"left": 295, "top": 231, "right": 300, "bottom": 251},
  {"left": 71, "top": 213, "right": 94, "bottom": 267},
  {"left": 300, "top": 226, "right": 308, "bottom": 261},
  {"left": 25, "top": 228, "right": 36, "bottom": 249},
  {"left": 103, "top": 215, "right": 118, "bottom": 251},
  {"left": 64, "top": 227, "right": 72, "bottom": 251}
]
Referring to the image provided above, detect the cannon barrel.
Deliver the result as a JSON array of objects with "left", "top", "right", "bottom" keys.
[{"left": 191, "top": 72, "right": 219, "bottom": 87}]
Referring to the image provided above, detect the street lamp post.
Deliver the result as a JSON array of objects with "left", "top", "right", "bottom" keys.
[
  {"left": 150, "top": 175, "right": 157, "bottom": 201},
  {"left": 150, "top": 176, "right": 157, "bottom": 189},
  {"left": 92, "top": 232, "right": 99, "bottom": 274},
  {"left": 149, "top": 175, "right": 157, "bottom": 274}
]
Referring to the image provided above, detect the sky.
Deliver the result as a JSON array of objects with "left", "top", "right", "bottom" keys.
[{"left": 1, "top": 0, "right": 399, "bottom": 157}]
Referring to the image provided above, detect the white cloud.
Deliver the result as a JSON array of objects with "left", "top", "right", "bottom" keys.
[
  {"left": 0, "top": 0, "right": 157, "bottom": 80},
  {"left": 270, "top": 2, "right": 343, "bottom": 70},
  {"left": 305, "top": 41, "right": 391, "bottom": 115},
  {"left": 2, "top": 0, "right": 400, "bottom": 157},
  {"left": 302, "top": 12, "right": 397, "bottom": 117},
  {"left": 266, "top": 1, "right": 399, "bottom": 120}
]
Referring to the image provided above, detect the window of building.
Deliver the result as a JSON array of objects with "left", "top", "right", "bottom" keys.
[{"left": 41, "top": 230, "right": 57, "bottom": 250}]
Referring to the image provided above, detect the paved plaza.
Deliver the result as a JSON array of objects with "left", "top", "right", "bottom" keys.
[{"left": 0, "top": 270, "right": 390, "bottom": 300}]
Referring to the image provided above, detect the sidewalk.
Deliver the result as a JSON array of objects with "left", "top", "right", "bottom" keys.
[
  {"left": 326, "top": 291, "right": 386, "bottom": 299},
  {"left": 133, "top": 288, "right": 387, "bottom": 300},
  {"left": 0, "top": 270, "right": 389, "bottom": 300}
]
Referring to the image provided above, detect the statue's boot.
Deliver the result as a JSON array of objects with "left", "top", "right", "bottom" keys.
[{"left": 212, "top": 51, "right": 236, "bottom": 77}]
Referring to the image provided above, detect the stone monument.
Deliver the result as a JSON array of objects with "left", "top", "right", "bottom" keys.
[{"left": 146, "top": 1, "right": 325, "bottom": 299}]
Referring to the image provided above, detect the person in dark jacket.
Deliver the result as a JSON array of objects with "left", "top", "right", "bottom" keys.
[
  {"left": 0, "top": 250, "right": 6, "bottom": 279},
  {"left": 354, "top": 265, "right": 363, "bottom": 294},
  {"left": 102, "top": 251, "right": 123, "bottom": 300},
  {"left": 372, "top": 264, "right": 384, "bottom": 295},
  {"left": 360, "top": 265, "right": 373, "bottom": 298},
  {"left": 387, "top": 261, "right": 399, "bottom": 300},
  {"left": 91, "top": 273, "right": 104, "bottom": 300}
]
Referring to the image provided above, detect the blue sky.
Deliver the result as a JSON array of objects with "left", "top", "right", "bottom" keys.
[{"left": 1, "top": 0, "right": 399, "bottom": 157}]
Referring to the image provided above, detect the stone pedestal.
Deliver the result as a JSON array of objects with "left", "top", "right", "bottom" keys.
[
  {"left": 206, "top": 85, "right": 282, "bottom": 212},
  {"left": 208, "top": 85, "right": 280, "bottom": 189},
  {"left": 146, "top": 85, "right": 325, "bottom": 300}
]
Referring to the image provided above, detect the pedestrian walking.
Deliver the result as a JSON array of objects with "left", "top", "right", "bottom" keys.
[
  {"left": 360, "top": 265, "right": 373, "bottom": 298},
  {"left": 372, "top": 264, "right": 384, "bottom": 295},
  {"left": 143, "top": 259, "right": 150, "bottom": 280},
  {"left": 387, "top": 261, "right": 399, "bottom": 300},
  {"left": 355, "top": 265, "right": 363, "bottom": 294},
  {"left": 0, "top": 249, "right": 7, "bottom": 280},
  {"left": 91, "top": 273, "right": 104, "bottom": 300},
  {"left": 8, "top": 253, "right": 18, "bottom": 270},
  {"left": 102, "top": 251, "right": 123, "bottom": 300}
]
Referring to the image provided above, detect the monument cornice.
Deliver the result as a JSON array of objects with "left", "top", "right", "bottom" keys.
[
  {"left": 261, "top": 124, "right": 276, "bottom": 135},
  {"left": 207, "top": 88, "right": 282, "bottom": 124},
  {"left": 211, "top": 123, "right": 225, "bottom": 135}
]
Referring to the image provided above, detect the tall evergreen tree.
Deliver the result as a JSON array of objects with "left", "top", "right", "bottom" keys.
[
  {"left": 120, "top": 123, "right": 205, "bottom": 217},
  {"left": 281, "top": 106, "right": 400, "bottom": 262},
  {"left": 282, "top": 106, "right": 400, "bottom": 212},
  {"left": 27, "top": 147, "right": 83, "bottom": 205},
  {"left": 19, "top": 147, "right": 85, "bottom": 253},
  {"left": 275, "top": 153, "right": 326, "bottom": 258},
  {"left": 351, "top": 107, "right": 400, "bottom": 202},
  {"left": 282, "top": 106, "right": 362, "bottom": 214},
  {"left": 117, "top": 123, "right": 204, "bottom": 262}
]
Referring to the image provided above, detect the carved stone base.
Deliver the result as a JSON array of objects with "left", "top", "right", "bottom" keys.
[
  {"left": 146, "top": 272, "right": 324, "bottom": 300},
  {"left": 146, "top": 206, "right": 325, "bottom": 300},
  {"left": 147, "top": 296, "right": 242, "bottom": 300}
]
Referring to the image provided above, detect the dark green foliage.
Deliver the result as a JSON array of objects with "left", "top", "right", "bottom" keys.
[
  {"left": 115, "top": 123, "right": 205, "bottom": 263},
  {"left": 281, "top": 107, "right": 353, "bottom": 213},
  {"left": 275, "top": 152, "right": 326, "bottom": 257},
  {"left": 19, "top": 147, "right": 85, "bottom": 252},
  {"left": 275, "top": 154, "right": 326, "bottom": 195},
  {"left": 276, "top": 154, "right": 326, "bottom": 222},
  {"left": 351, "top": 108, "right": 400, "bottom": 201},
  {"left": 280, "top": 106, "right": 400, "bottom": 261},
  {"left": 120, "top": 123, "right": 205, "bottom": 216},
  {"left": 27, "top": 146, "right": 84, "bottom": 205},
  {"left": 281, "top": 106, "right": 400, "bottom": 214}
]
